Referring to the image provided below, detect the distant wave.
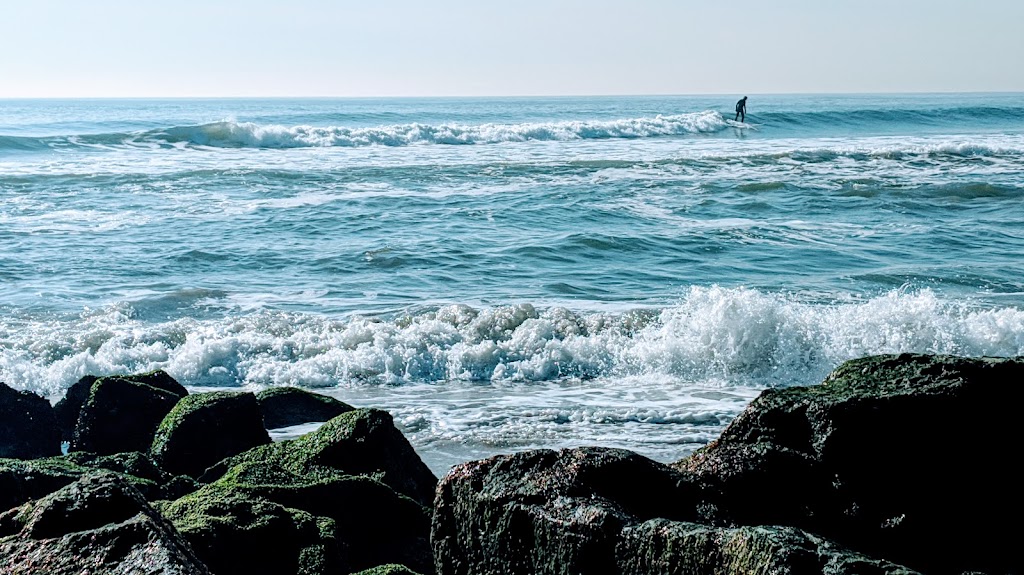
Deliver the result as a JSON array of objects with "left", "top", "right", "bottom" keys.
[
  {"left": 2, "top": 287, "right": 1022, "bottom": 398},
  {"left": 0, "top": 111, "right": 729, "bottom": 151}
]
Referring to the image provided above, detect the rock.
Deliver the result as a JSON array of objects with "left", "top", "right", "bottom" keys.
[
  {"left": 0, "top": 472, "right": 210, "bottom": 574},
  {"left": 64, "top": 451, "right": 199, "bottom": 500},
  {"left": 206, "top": 408, "right": 437, "bottom": 507},
  {"left": 256, "top": 386, "right": 355, "bottom": 429},
  {"left": 674, "top": 354, "right": 1024, "bottom": 575},
  {"left": 52, "top": 375, "right": 97, "bottom": 443},
  {"left": 353, "top": 565, "right": 424, "bottom": 575},
  {"left": 0, "top": 454, "right": 195, "bottom": 510},
  {"left": 70, "top": 375, "right": 187, "bottom": 455},
  {"left": 617, "top": 519, "right": 920, "bottom": 575},
  {"left": 0, "top": 383, "right": 61, "bottom": 459},
  {"left": 431, "top": 447, "right": 916, "bottom": 575},
  {"left": 151, "top": 391, "right": 271, "bottom": 478},
  {"left": 157, "top": 465, "right": 344, "bottom": 575},
  {"left": 161, "top": 461, "right": 432, "bottom": 575},
  {"left": 55, "top": 370, "right": 187, "bottom": 444},
  {"left": 0, "top": 458, "right": 91, "bottom": 512}
]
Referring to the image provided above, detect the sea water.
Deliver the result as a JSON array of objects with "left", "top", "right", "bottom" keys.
[{"left": 1, "top": 94, "right": 1022, "bottom": 473}]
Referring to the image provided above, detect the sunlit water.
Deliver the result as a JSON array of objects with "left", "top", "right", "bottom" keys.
[{"left": 2, "top": 94, "right": 1023, "bottom": 473}]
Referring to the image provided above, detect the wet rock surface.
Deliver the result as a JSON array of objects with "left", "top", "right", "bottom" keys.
[
  {"left": 257, "top": 386, "right": 355, "bottom": 429},
  {"left": 0, "top": 383, "right": 61, "bottom": 459}
]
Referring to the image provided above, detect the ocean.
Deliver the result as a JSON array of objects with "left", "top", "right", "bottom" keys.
[{"left": 1, "top": 93, "right": 1022, "bottom": 473}]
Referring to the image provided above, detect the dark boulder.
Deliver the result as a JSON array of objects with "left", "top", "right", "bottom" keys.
[
  {"left": 0, "top": 454, "right": 196, "bottom": 510},
  {"left": 674, "top": 353, "right": 1024, "bottom": 575},
  {"left": 157, "top": 464, "right": 345, "bottom": 575},
  {"left": 431, "top": 447, "right": 916, "bottom": 575},
  {"left": 353, "top": 566, "right": 424, "bottom": 575},
  {"left": 54, "top": 370, "right": 187, "bottom": 444},
  {"left": 151, "top": 392, "right": 271, "bottom": 478},
  {"left": 64, "top": 451, "right": 199, "bottom": 500},
  {"left": 617, "top": 519, "right": 920, "bottom": 575},
  {"left": 161, "top": 461, "right": 432, "bottom": 575},
  {"left": 52, "top": 375, "right": 97, "bottom": 443},
  {"left": 0, "top": 383, "right": 61, "bottom": 460},
  {"left": 70, "top": 375, "right": 186, "bottom": 455},
  {"left": 256, "top": 386, "right": 355, "bottom": 429},
  {"left": 207, "top": 408, "right": 437, "bottom": 507},
  {"left": 0, "top": 472, "right": 210, "bottom": 574}
]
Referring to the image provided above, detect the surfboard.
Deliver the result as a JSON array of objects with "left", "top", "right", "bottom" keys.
[{"left": 725, "top": 119, "right": 758, "bottom": 130}]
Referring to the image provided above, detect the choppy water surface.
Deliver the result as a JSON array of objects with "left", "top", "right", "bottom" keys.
[{"left": 2, "top": 94, "right": 1023, "bottom": 473}]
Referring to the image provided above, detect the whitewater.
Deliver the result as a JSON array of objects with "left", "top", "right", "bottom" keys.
[{"left": 2, "top": 93, "right": 1023, "bottom": 473}]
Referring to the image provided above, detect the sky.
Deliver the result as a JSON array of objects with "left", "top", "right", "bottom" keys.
[{"left": 2, "top": 0, "right": 1022, "bottom": 98}]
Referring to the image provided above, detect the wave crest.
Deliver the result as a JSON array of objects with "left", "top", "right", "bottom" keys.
[
  {"left": 153, "top": 111, "right": 729, "bottom": 148},
  {"left": 2, "top": 287, "right": 1022, "bottom": 398}
]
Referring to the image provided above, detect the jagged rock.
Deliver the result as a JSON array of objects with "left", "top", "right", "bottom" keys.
[
  {"left": 157, "top": 465, "right": 344, "bottom": 575},
  {"left": 52, "top": 375, "right": 98, "bottom": 443},
  {"left": 55, "top": 370, "right": 187, "bottom": 444},
  {"left": 0, "top": 472, "right": 210, "bottom": 574},
  {"left": 617, "top": 519, "right": 919, "bottom": 575},
  {"left": 432, "top": 447, "right": 916, "bottom": 575},
  {"left": 0, "top": 454, "right": 196, "bottom": 510},
  {"left": 256, "top": 386, "right": 355, "bottom": 429},
  {"left": 151, "top": 392, "right": 271, "bottom": 478},
  {"left": 64, "top": 451, "right": 199, "bottom": 500},
  {"left": 674, "top": 353, "right": 1024, "bottom": 575},
  {"left": 205, "top": 408, "right": 436, "bottom": 507},
  {"left": 353, "top": 565, "right": 424, "bottom": 575},
  {"left": 70, "top": 375, "right": 186, "bottom": 455},
  {"left": 161, "top": 461, "right": 432, "bottom": 575},
  {"left": 0, "top": 383, "right": 61, "bottom": 459}
]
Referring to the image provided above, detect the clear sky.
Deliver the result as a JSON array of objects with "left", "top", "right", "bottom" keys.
[{"left": 2, "top": 0, "right": 1021, "bottom": 97}]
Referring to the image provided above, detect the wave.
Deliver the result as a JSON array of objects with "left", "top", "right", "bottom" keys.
[
  {"left": 0, "top": 111, "right": 730, "bottom": 151},
  {"left": 2, "top": 287, "right": 1021, "bottom": 399}
]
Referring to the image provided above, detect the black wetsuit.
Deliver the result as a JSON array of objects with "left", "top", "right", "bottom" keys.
[{"left": 735, "top": 98, "right": 747, "bottom": 122}]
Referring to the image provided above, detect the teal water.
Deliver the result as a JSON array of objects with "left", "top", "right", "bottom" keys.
[{"left": 2, "top": 94, "right": 1023, "bottom": 472}]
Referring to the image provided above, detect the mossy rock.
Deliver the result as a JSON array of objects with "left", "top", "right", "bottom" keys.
[
  {"left": 673, "top": 354, "right": 1024, "bottom": 575},
  {"left": 151, "top": 392, "right": 271, "bottom": 479},
  {"left": 0, "top": 472, "right": 210, "bottom": 574},
  {"left": 70, "top": 376, "right": 185, "bottom": 455},
  {"left": 222, "top": 462, "right": 433, "bottom": 573},
  {"left": 63, "top": 451, "right": 198, "bottom": 500},
  {"left": 54, "top": 370, "right": 186, "bottom": 444},
  {"left": 256, "top": 386, "right": 355, "bottom": 429},
  {"left": 0, "top": 454, "right": 196, "bottom": 511},
  {"left": 159, "top": 472, "right": 344, "bottom": 575},
  {"left": 207, "top": 408, "right": 437, "bottom": 507},
  {"left": 352, "top": 565, "right": 423, "bottom": 575},
  {"left": 0, "top": 383, "right": 61, "bottom": 459}
]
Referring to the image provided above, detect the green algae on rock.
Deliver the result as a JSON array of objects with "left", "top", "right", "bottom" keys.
[
  {"left": 151, "top": 391, "right": 271, "bottom": 479},
  {"left": 204, "top": 408, "right": 437, "bottom": 507},
  {"left": 0, "top": 472, "right": 210, "bottom": 574}
]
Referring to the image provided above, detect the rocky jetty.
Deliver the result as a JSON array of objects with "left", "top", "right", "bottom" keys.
[
  {"left": 1, "top": 356, "right": 1020, "bottom": 574},
  {"left": 432, "top": 354, "right": 1024, "bottom": 575}
]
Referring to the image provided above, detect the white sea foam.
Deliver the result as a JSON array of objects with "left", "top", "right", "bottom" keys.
[
  {"left": 154, "top": 111, "right": 729, "bottom": 148},
  {"left": 2, "top": 287, "right": 1021, "bottom": 400}
]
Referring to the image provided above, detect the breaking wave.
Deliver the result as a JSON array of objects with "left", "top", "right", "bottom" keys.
[{"left": 2, "top": 287, "right": 1022, "bottom": 399}]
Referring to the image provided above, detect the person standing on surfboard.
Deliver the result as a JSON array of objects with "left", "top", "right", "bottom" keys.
[{"left": 734, "top": 96, "right": 747, "bottom": 122}]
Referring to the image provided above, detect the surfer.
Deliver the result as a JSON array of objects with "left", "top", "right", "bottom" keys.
[{"left": 734, "top": 96, "right": 747, "bottom": 122}]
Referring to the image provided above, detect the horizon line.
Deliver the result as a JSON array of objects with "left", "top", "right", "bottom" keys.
[{"left": 1, "top": 89, "right": 1022, "bottom": 101}]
